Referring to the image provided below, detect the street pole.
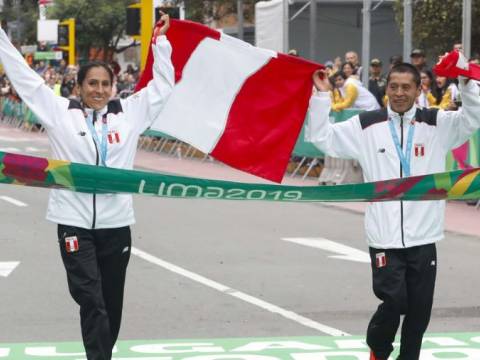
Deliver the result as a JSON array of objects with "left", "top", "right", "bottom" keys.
[
  {"left": 237, "top": 0, "right": 244, "bottom": 41},
  {"left": 283, "top": 0, "right": 289, "bottom": 53},
  {"left": 361, "top": 0, "right": 371, "bottom": 87},
  {"left": 38, "top": 0, "right": 47, "bottom": 20},
  {"left": 462, "top": 0, "right": 471, "bottom": 59},
  {"left": 310, "top": 0, "right": 317, "bottom": 61},
  {"left": 403, "top": 0, "right": 412, "bottom": 63},
  {"left": 140, "top": 0, "right": 153, "bottom": 70}
]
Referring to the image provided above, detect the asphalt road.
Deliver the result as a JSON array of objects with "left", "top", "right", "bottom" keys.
[{"left": 1, "top": 128, "right": 479, "bottom": 359}]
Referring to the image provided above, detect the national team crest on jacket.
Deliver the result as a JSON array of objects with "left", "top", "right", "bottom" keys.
[
  {"left": 376, "top": 252, "right": 387, "bottom": 268},
  {"left": 414, "top": 143, "right": 425, "bottom": 157},
  {"left": 65, "top": 236, "right": 79, "bottom": 253},
  {"left": 108, "top": 131, "right": 120, "bottom": 144}
]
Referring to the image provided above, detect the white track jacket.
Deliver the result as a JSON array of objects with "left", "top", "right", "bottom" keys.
[
  {"left": 0, "top": 28, "right": 174, "bottom": 229},
  {"left": 306, "top": 80, "right": 480, "bottom": 249}
]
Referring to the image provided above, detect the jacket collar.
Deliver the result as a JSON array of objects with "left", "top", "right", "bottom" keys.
[
  {"left": 83, "top": 105, "right": 108, "bottom": 117},
  {"left": 387, "top": 103, "right": 417, "bottom": 123}
]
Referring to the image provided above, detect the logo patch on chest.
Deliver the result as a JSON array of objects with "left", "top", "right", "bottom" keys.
[
  {"left": 414, "top": 143, "right": 425, "bottom": 157},
  {"left": 108, "top": 131, "right": 121, "bottom": 144},
  {"left": 376, "top": 252, "right": 387, "bottom": 268}
]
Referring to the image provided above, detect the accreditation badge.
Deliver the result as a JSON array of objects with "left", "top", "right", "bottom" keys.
[{"left": 65, "top": 236, "right": 79, "bottom": 253}]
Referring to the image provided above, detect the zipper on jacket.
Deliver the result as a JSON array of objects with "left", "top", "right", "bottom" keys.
[
  {"left": 399, "top": 115, "right": 405, "bottom": 247},
  {"left": 91, "top": 111, "right": 99, "bottom": 230}
]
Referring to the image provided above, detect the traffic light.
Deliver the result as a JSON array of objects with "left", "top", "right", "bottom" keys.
[
  {"left": 126, "top": 3, "right": 141, "bottom": 37},
  {"left": 58, "top": 18, "right": 75, "bottom": 66},
  {"left": 125, "top": 0, "right": 152, "bottom": 70},
  {"left": 58, "top": 24, "right": 69, "bottom": 47}
]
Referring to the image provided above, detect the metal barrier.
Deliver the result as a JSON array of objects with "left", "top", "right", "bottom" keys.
[{"left": 1, "top": 97, "right": 479, "bottom": 189}]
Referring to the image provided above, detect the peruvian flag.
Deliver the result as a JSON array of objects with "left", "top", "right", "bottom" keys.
[
  {"left": 433, "top": 50, "right": 480, "bottom": 80},
  {"left": 136, "top": 20, "right": 321, "bottom": 183}
]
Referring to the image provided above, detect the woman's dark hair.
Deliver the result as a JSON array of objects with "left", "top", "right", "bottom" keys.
[
  {"left": 77, "top": 61, "right": 114, "bottom": 86},
  {"left": 387, "top": 63, "right": 421, "bottom": 87},
  {"left": 329, "top": 70, "right": 347, "bottom": 88},
  {"left": 432, "top": 76, "right": 453, "bottom": 105},
  {"left": 421, "top": 69, "right": 434, "bottom": 83},
  {"left": 341, "top": 61, "right": 357, "bottom": 75}
]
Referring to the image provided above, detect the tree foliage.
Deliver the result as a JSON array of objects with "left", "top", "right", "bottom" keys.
[
  {"left": 173, "top": 0, "right": 260, "bottom": 25},
  {"left": 1, "top": 0, "right": 39, "bottom": 45},
  {"left": 48, "top": 0, "right": 135, "bottom": 60},
  {"left": 394, "top": 0, "right": 480, "bottom": 60},
  {"left": 0, "top": 0, "right": 262, "bottom": 58}
]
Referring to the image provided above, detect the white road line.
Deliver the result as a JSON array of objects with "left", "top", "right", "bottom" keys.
[
  {"left": 282, "top": 238, "right": 370, "bottom": 263},
  {"left": 0, "top": 261, "right": 20, "bottom": 277},
  {"left": 131, "top": 246, "right": 349, "bottom": 336},
  {"left": 25, "top": 146, "right": 46, "bottom": 152},
  {"left": 0, "top": 147, "right": 20, "bottom": 152},
  {"left": 0, "top": 136, "right": 47, "bottom": 142},
  {"left": 0, "top": 196, "right": 28, "bottom": 207}
]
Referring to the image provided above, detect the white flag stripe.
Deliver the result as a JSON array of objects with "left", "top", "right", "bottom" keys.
[
  {"left": 131, "top": 246, "right": 348, "bottom": 336},
  {"left": 151, "top": 36, "right": 273, "bottom": 153},
  {"left": 0, "top": 196, "right": 28, "bottom": 207}
]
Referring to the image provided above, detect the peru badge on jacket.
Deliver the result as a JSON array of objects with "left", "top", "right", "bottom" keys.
[
  {"left": 108, "top": 131, "right": 120, "bottom": 144},
  {"left": 414, "top": 143, "right": 425, "bottom": 157},
  {"left": 65, "top": 236, "right": 79, "bottom": 253}
]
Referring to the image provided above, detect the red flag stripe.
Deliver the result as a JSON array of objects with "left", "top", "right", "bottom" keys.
[{"left": 211, "top": 54, "right": 319, "bottom": 182}]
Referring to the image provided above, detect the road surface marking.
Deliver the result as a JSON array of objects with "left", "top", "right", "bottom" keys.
[
  {"left": 0, "top": 196, "right": 28, "bottom": 207},
  {"left": 131, "top": 246, "right": 349, "bottom": 336},
  {"left": 282, "top": 238, "right": 370, "bottom": 263},
  {"left": 0, "top": 261, "right": 19, "bottom": 277},
  {"left": 0, "top": 147, "right": 20, "bottom": 152}
]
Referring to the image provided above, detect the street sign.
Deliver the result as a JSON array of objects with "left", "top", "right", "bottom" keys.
[
  {"left": 34, "top": 51, "right": 63, "bottom": 61},
  {"left": 20, "top": 45, "right": 38, "bottom": 54}
]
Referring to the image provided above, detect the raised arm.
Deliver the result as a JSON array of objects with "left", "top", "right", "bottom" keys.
[
  {"left": 122, "top": 14, "right": 175, "bottom": 134},
  {"left": 305, "top": 69, "right": 362, "bottom": 160},
  {"left": 0, "top": 27, "right": 67, "bottom": 129},
  {"left": 436, "top": 77, "right": 480, "bottom": 149}
]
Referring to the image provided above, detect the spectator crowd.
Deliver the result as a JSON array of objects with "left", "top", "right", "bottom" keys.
[
  {"left": 320, "top": 43, "right": 480, "bottom": 112},
  {"left": 0, "top": 57, "right": 141, "bottom": 105}
]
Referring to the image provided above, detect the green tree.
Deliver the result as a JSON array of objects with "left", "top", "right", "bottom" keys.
[
  {"left": 48, "top": 0, "right": 136, "bottom": 61},
  {"left": 1, "top": 0, "right": 39, "bottom": 45},
  {"left": 394, "top": 0, "right": 480, "bottom": 60},
  {"left": 173, "top": 0, "right": 260, "bottom": 24}
]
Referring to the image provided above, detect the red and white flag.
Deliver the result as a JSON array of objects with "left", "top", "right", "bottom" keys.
[
  {"left": 136, "top": 20, "right": 321, "bottom": 183},
  {"left": 433, "top": 50, "right": 480, "bottom": 80}
]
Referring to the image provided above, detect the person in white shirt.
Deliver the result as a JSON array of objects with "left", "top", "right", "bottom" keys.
[
  {"left": 0, "top": 14, "right": 174, "bottom": 360},
  {"left": 307, "top": 62, "right": 480, "bottom": 360}
]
